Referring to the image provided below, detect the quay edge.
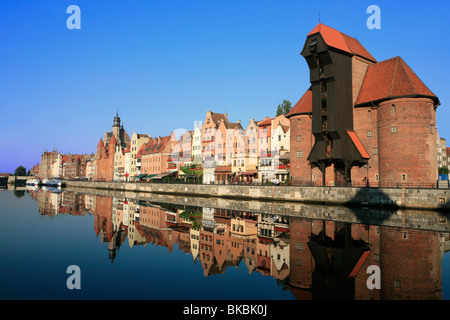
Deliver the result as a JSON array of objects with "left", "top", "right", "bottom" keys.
[{"left": 62, "top": 180, "right": 450, "bottom": 212}]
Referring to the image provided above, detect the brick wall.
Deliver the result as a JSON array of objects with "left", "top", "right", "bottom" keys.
[
  {"left": 377, "top": 97, "right": 438, "bottom": 185},
  {"left": 289, "top": 114, "right": 314, "bottom": 184},
  {"left": 352, "top": 106, "right": 379, "bottom": 185}
]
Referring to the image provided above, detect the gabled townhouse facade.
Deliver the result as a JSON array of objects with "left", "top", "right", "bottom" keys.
[
  {"left": 130, "top": 132, "right": 150, "bottom": 178},
  {"left": 192, "top": 123, "right": 203, "bottom": 166}
]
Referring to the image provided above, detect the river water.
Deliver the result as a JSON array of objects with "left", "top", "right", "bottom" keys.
[{"left": 2, "top": 186, "right": 450, "bottom": 300}]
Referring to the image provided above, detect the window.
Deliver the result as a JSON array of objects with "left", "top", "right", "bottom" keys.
[
  {"left": 391, "top": 126, "right": 398, "bottom": 134},
  {"left": 372, "top": 148, "right": 378, "bottom": 155},
  {"left": 297, "top": 135, "right": 302, "bottom": 142},
  {"left": 296, "top": 151, "right": 303, "bottom": 158},
  {"left": 430, "top": 125, "right": 434, "bottom": 134},
  {"left": 367, "top": 130, "right": 373, "bottom": 138},
  {"left": 375, "top": 174, "right": 379, "bottom": 182},
  {"left": 391, "top": 104, "right": 396, "bottom": 115},
  {"left": 401, "top": 174, "right": 407, "bottom": 181}
]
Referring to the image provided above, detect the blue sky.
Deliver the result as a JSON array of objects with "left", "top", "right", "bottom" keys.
[{"left": 0, "top": 0, "right": 449, "bottom": 173}]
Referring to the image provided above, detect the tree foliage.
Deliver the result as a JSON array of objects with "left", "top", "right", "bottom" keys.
[
  {"left": 276, "top": 100, "right": 292, "bottom": 116},
  {"left": 14, "top": 165, "right": 27, "bottom": 176},
  {"left": 439, "top": 167, "right": 449, "bottom": 175}
]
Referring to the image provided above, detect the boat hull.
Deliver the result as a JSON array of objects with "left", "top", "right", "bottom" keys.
[{"left": 41, "top": 178, "right": 62, "bottom": 187}]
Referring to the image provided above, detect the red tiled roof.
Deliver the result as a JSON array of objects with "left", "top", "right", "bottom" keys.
[
  {"left": 356, "top": 56, "right": 439, "bottom": 106},
  {"left": 447, "top": 147, "right": 450, "bottom": 156},
  {"left": 97, "top": 139, "right": 104, "bottom": 148},
  {"left": 287, "top": 87, "right": 312, "bottom": 117},
  {"left": 308, "top": 23, "right": 377, "bottom": 63},
  {"left": 347, "top": 131, "right": 370, "bottom": 159},
  {"left": 258, "top": 117, "right": 272, "bottom": 127},
  {"left": 141, "top": 136, "right": 171, "bottom": 156},
  {"left": 135, "top": 143, "right": 146, "bottom": 158}
]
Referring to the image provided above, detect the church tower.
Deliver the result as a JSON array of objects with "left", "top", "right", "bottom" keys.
[{"left": 113, "top": 112, "right": 121, "bottom": 141}]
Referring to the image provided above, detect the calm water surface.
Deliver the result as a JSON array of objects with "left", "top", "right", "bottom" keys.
[{"left": 1, "top": 187, "right": 450, "bottom": 300}]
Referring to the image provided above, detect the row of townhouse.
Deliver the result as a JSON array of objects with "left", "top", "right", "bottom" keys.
[
  {"left": 128, "top": 110, "right": 292, "bottom": 184},
  {"left": 91, "top": 109, "right": 292, "bottom": 183},
  {"left": 32, "top": 149, "right": 95, "bottom": 180}
]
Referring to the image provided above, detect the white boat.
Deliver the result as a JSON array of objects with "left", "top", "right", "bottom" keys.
[
  {"left": 26, "top": 178, "right": 41, "bottom": 186},
  {"left": 41, "top": 185, "right": 62, "bottom": 193},
  {"left": 41, "top": 178, "right": 62, "bottom": 187},
  {"left": 26, "top": 184, "right": 40, "bottom": 191}
]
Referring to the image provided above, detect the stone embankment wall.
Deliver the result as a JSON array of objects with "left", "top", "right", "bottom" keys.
[{"left": 63, "top": 180, "right": 450, "bottom": 211}]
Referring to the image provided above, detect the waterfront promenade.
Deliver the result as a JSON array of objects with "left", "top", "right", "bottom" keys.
[{"left": 63, "top": 180, "right": 450, "bottom": 212}]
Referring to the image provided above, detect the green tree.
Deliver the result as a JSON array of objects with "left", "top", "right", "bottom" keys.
[
  {"left": 276, "top": 100, "right": 292, "bottom": 116},
  {"left": 14, "top": 165, "right": 27, "bottom": 176},
  {"left": 439, "top": 167, "right": 449, "bottom": 175}
]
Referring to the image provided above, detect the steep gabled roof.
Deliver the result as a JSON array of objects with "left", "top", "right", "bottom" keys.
[
  {"left": 287, "top": 87, "right": 313, "bottom": 118},
  {"left": 258, "top": 117, "right": 272, "bottom": 127},
  {"left": 355, "top": 56, "right": 439, "bottom": 106},
  {"left": 226, "top": 121, "right": 243, "bottom": 130},
  {"left": 308, "top": 23, "right": 377, "bottom": 63},
  {"left": 109, "top": 133, "right": 116, "bottom": 145},
  {"left": 209, "top": 112, "right": 229, "bottom": 127}
]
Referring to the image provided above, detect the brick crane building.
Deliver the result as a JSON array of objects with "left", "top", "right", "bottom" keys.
[{"left": 287, "top": 24, "right": 440, "bottom": 186}]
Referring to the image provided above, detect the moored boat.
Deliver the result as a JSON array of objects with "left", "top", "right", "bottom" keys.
[
  {"left": 25, "top": 178, "right": 41, "bottom": 186},
  {"left": 41, "top": 178, "right": 62, "bottom": 187}
]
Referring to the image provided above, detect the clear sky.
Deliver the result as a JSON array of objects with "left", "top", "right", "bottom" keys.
[{"left": 1, "top": 0, "right": 449, "bottom": 174}]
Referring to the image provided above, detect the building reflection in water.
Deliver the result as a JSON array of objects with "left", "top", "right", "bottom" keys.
[{"left": 28, "top": 189, "right": 450, "bottom": 300}]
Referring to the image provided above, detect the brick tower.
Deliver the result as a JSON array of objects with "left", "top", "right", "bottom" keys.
[{"left": 354, "top": 56, "right": 440, "bottom": 185}]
